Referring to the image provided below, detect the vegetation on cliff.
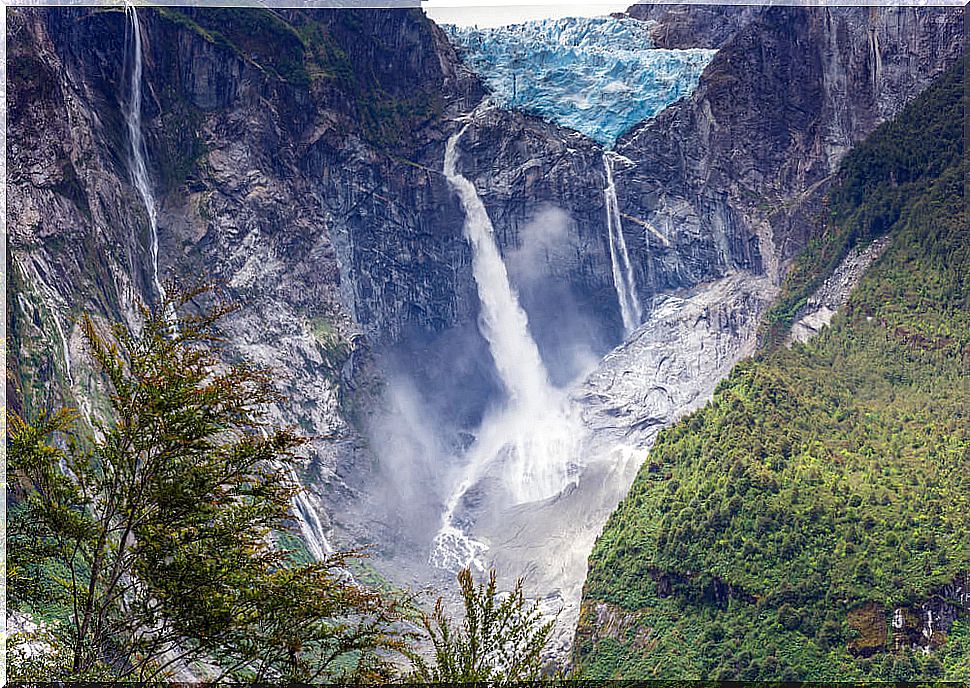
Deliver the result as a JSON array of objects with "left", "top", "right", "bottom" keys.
[
  {"left": 765, "top": 59, "right": 966, "bottom": 339},
  {"left": 405, "top": 568, "right": 556, "bottom": 684},
  {"left": 6, "top": 287, "right": 555, "bottom": 682},
  {"left": 576, "top": 59, "right": 969, "bottom": 681},
  {"left": 7, "top": 288, "right": 408, "bottom": 681},
  {"left": 157, "top": 7, "right": 444, "bottom": 148}
]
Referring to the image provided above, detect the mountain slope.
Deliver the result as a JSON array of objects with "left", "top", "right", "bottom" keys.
[
  {"left": 613, "top": 5, "right": 964, "bottom": 292},
  {"left": 6, "top": 5, "right": 493, "bottom": 572},
  {"left": 574, "top": 59, "right": 969, "bottom": 680}
]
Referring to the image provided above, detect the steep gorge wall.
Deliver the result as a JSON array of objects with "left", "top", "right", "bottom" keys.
[
  {"left": 13, "top": 4, "right": 960, "bottom": 419},
  {"left": 572, "top": 25, "right": 968, "bottom": 680},
  {"left": 7, "top": 7, "right": 482, "bottom": 510},
  {"left": 611, "top": 5, "right": 965, "bottom": 297}
]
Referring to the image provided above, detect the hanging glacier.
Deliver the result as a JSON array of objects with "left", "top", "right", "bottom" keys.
[{"left": 442, "top": 16, "right": 717, "bottom": 147}]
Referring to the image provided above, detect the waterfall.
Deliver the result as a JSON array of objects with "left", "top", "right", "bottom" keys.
[
  {"left": 263, "top": 436, "right": 334, "bottom": 562},
  {"left": 26, "top": 258, "right": 72, "bottom": 385},
  {"left": 289, "top": 479, "right": 356, "bottom": 583},
  {"left": 444, "top": 123, "right": 552, "bottom": 411},
  {"left": 124, "top": 7, "right": 165, "bottom": 306},
  {"left": 288, "top": 467, "right": 334, "bottom": 562},
  {"left": 430, "top": 121, "right": 582, "bottom": 571},
  {"left": 603, "top": 153, "right": 642, "bottom": 336}
]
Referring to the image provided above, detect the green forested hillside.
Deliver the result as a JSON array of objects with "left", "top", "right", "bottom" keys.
[{"left": 574, "top": 59, "right": 969, "bottom": 681}]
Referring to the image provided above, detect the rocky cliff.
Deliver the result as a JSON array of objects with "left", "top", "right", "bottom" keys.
[
  {"left": 625, "top": 3, "right": 760, "bottom": 49},
  {"left": 7, "top": 6, "right": 481, "bottom": 539},
  {"left": 574, "top": 56, "right": 969, "bottom": 679},
  {"left": 473, "top": 5, "right": 963, "bottom": 657},
  {"left": 612, "top": 5, "right": 965, "bottom": 291}
]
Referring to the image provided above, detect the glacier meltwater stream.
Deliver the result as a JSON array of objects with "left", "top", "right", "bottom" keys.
[
  {"left": 603, "top": 152, "right": 642, "bottom": 336},
  {"left": 124, "top": 7, "right": 165, "bottom": 306},
  {"left": 428, "top": 17, "right": 717, "bottom": 574},
  {"left": 430, "top": 121, "right": 584, "bottom": 572}
]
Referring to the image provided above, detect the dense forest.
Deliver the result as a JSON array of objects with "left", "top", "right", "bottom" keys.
[{"left": 576, "top": 59, "right": 970, "bottom": 680}]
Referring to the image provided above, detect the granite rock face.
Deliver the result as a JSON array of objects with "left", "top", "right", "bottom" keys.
[
  {"left": 790, "top": 235, "right": 892, "bottom": 344},
  {"left": 611, "top": 5, "right": 965, "bottom": 299},
  {"left": 9, "top": 9, "right": 475, "bottom": 569},
  {"left": 7, "top": 6, "right": 480, "bottom": 512},
  {"left": 626, "top": 3, "right": 761, "bottom": 49}
]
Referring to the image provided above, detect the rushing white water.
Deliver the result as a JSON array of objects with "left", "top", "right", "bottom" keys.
[
  {"left": 289, "top": 468, "right": 334, "bottom": 561},
  {"left": 430, "top": 122, "right": 583, "bottom": 571},
  {"left": 124, "top": 7, "right": 165, "bottom": 305},
  {"left": 603, "top": 153, "right": 642, "bottom": 336},
  {"left": 444, "top": 124, "right": 553, "bottom": 411},
  {"left": 289, "top": 479, "right": 357, "bottom": 583},
  {"left": 265, "top": 440, "right": 334, "bottom": 562}
]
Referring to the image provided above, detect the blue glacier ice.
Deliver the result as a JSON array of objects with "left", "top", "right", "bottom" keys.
[{"left": 443, "top": 16, "right": 717, "bottom": 148}]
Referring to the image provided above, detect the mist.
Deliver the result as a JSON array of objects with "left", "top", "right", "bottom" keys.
[
  {"left": 506, "top": 206, "right": 612, "bottom": 387},
  {"left": 354, "top": 202, "right": 616, "bottom": 578}
]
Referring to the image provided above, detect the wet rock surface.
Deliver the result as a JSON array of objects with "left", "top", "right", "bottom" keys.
[
  {"left": 892, "top": 572, "right": 970, "bottom": 653},
  {"left": 476, "top": 273, "right": 774, "bottom": 659}
]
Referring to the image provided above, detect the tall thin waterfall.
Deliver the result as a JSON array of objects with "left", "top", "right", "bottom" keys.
[
  {"left": 444, "top": 123, "right": 552, "bottom": 411},
  {"left": 268, "top": 449, "right": 334, "bottom": 564},
  {"left": 27, "top": 259, "right": 73, "bottom": 385},
  {"left": 124, "top": 7, "right": 165, "bottom": 305},
  {"left": 430, "top": 122, "right": 581, "bottom": 572},
  {"left": 603, "top": 153, "right": 642, "bottom": 336},
  {"left": 288, "top": 467, "right": 334, "bottom": 561}
]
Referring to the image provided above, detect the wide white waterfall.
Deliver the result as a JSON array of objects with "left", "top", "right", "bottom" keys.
[
  {"left": 124, "top": 7, "right": 165, "bottom": 305},
  {"left": 444, "top": 124, "right": 553, "bottom": 412},
  {"left": 603, "top": 153, "right": 642, "bottom": 336},
  {"left": 430, "top": 122, "right": 582, "bottom": 572}
]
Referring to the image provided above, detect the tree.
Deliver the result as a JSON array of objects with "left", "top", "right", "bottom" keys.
[
  {"left": 406, "top": 567, "right": 556, "bottom": 684},
  {"left": 7, "top": 287, "right": 405, "bottom": 682}
]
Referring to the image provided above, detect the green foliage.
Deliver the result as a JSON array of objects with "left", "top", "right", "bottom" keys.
[
  {"left": 309, "top": 316, "right": 351, "bottom": 381},
  {"left": 6, "top": 287, "right": 406, "bottom": 682},
  {"left": 943, "top": 622, "right": 970, "bottom": 681},
  {"left": 578, "top": 59, "right": 969, "bottom": 680},
  {"left": 7, "top": 619, "right": 114, "bottom": 682},
  {"left": 7, "top": 410, "right": 88, "bottom": 617},
  {"left": 158, "top": 8, "right": 443, "bottom": 149},
  {"left": 161, "top": 8, "right": 311, "bottom": 86},
  {"left": 765, "top": 61, "right": 966, "bottom": 341},
  {"left": 406, "top": 568, "right": 556, "bottom": 684}
]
